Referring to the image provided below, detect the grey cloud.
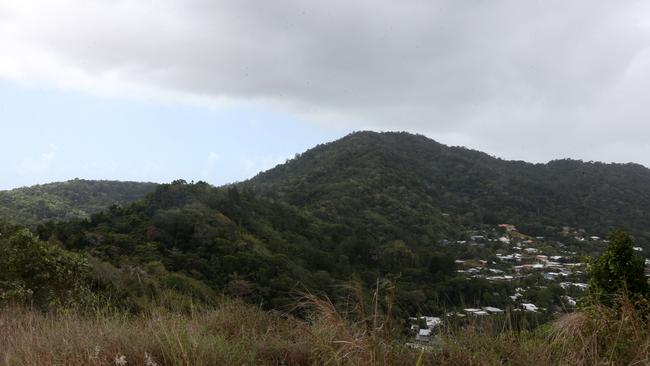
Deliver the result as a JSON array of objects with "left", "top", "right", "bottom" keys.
[{"left": 4, "top": 0, "right": 650, "bottom": 164}]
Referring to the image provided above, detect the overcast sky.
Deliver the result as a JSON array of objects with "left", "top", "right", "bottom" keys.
[{"left": 2, "top": 1, "right": 650, "bottom": 189}]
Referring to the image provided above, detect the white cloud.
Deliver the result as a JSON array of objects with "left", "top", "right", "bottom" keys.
[{"left": 2, "top": 1, "right": 650, "bottom": 164}]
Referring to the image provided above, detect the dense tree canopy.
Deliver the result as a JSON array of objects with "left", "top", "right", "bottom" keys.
[
  {"left": 0, "top": 179, "right": 157, "bottom": 226},
  {"left": 247, "top": 131, "right": 650, "bottom": 247},
  {"left": 36, "top": 181, "right": 462, "bottom": 313}
]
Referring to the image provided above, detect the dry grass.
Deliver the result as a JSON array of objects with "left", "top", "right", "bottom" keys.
[
  {"left": 300, "top": 293, "right": 421, "bottom": 366},
  {"left": 1, "top": 293, "right": 648, "bottom": 365},
  {"left": 548, "top": 298, "right": 650, "bottom": 365},
  {"left": 0, "top": 300, "right": 311, "bottom": 366},
  {"left": 433, "top": 296, "right": 650, "bottom": 366}
]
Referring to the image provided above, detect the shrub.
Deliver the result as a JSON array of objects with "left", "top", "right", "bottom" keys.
[
  {"left": 588, "top": 230, "right": 649, "bottom": 307},
  {"left": 0, "top": 227, "right": 91, "bottom": 308}
]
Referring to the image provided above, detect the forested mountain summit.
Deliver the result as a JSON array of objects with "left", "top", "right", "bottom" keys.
[
  {"left": 0, "top": 179, "right": 158, "bottom": 226},
  {"left": 246, "top": 131, "right": 650, "bottom": 245}
]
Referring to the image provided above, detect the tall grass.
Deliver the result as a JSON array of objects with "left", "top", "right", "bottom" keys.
[
  {"left": 0, "top": 299, "right": 311, "bottom": 366},
  {"left": 1, "top": 292, "right": 648, "bottom": 365},
  {"left": 300, "top": 293, "right": 420, "bottom": 365},
  {"left": 434, "top": 295, "right": 650, "bottom": 365}
]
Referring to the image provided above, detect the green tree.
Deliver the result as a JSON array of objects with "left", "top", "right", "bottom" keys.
[
  {"left": 0, "top": 228, "right": 91, "bottom": 308},
  {"left": 378, "top": 240, "right": 413, "bottom": 272},
  {"left": 589, "top": 230, "right": 649, "bottom": 306}
]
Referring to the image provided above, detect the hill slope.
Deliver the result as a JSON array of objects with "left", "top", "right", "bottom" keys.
[
  {"left": 0, "top": 179, "right": 158, "bottom": 226},
  {"left": 40, "top": 180, "right": 464, "bottom": 312},
  {"left": 246, "top": 131, "right": 650, "bottom": 245}
]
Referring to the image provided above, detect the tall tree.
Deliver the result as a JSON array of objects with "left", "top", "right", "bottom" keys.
[{"left": 589, "top": 230, "right": 648, "bottom": 306}]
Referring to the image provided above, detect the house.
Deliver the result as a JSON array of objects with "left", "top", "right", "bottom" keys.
[
  {"left": 464, "top": 308, "right": 482, "bottom": 315},
  {"left": 522, "top": 303, "right": 538, "bottom": 312},
  {"left": 510, "top": 293, "right": 523, "bottom": 301},
  {"left": 543, "top": 272, "right": 560, "bottom": 280},
  {"left": 562, "top": 296, "right": 577, "bottom": 306},
  {"left": 463, "top": 308, "right": 489, "bottom": 316},
  {"left": 423, "top": 316, "right": 441, "bottom": 329},
  {"left": 483, "top": 306, "right": 504, "bottom": 314},
  {"left": 416, "top": 328, "right": 431, "bottom": 342},
  {"left": 498, "top": 224, "right": 517, "bottom": 232}
]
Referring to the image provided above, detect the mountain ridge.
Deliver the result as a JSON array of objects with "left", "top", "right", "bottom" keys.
[
  {"left": 4, "top": 131, "right": 650, "bottom": 245},
  {"left": 245, "top": 131, "right": 650, "bottom": 244},
  {"left": 0, "top": 179, "right": 158, "bottom": 226}
]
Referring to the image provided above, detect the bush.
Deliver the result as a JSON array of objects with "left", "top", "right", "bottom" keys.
[
  {"left": 588, "top": 230, "right": 649, "bottom": 307},
  {"left": 0, "top": 227, "right": 92, "bottom": 308}
]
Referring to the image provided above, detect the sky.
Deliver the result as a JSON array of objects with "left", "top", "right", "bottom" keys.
[{"left": 2, "top": 1, "right": 650, "bottom": 190}]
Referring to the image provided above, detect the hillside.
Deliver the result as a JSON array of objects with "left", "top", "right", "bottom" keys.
[
  {"left": 27, "top": 131, "right": 650, "bottom": 313},
  {"left": 0, "top": 179, "right": 158, "bottom": 226},
  {"left": 40, "top": 181, "right": 463, "bottom": 312},
  {"left": 246, "top": 131, "right": 650, "bottom": 246}
]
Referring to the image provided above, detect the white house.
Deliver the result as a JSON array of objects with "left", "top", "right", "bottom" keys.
[
  {"left": 483, "top": 306, "right": 504, "bottom": 314},
  {"left": 424, "top": 316, "right": 442, "bottom": 329},
  {"left": 522, "top": 303, "right": 538, "bottom": 312},
  {"left": 416, "top": 328, "right": 432, "bottom": 342}
]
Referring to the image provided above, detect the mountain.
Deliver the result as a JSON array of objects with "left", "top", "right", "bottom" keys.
[
  {"left": 22, "top": 131, "right": 650, "bottom": 313},
  {"left": 0, "top": 179, "right": 158, "bottom": 226},
  {"left": 246, "top": 131, "right": 650, "bottom": 245}
]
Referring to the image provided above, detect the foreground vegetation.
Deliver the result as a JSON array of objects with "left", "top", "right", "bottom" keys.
[
  {"left": 1, "top": 295, "right": 648, "bottom": 365},
  {"left": 2, "top": 228, "right": 648, "bottom": 365}
]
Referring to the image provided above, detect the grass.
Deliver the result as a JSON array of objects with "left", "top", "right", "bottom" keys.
[
  {"left": 433, "top": 296, "right": 650, "bottom": 365},
  {"left": 1, "top": 295, "right": 648, "bottom": 365},
  {"left": 0, "top": 299, "right": 312, "bottom": 366}
]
